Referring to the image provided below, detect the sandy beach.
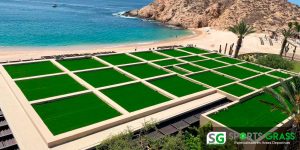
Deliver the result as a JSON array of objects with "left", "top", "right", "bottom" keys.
[{"left": 0, "top": 28, "right": 291, "bottom": 61}]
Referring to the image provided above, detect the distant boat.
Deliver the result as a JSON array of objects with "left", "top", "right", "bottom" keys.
[{"left": 52, "top": 4, "right": 58, "bottom": 8}]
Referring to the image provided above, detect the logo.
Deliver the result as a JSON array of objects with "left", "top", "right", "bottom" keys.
[{"left": 207, "top": 132, "right": 226, "bottom": 144}]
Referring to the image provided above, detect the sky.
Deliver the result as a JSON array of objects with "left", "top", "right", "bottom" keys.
[{"left": 289, "top": 0, "right": 300, "bottom": 5}]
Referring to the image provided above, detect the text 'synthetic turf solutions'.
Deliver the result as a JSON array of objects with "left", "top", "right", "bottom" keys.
[{"left": 0, "top": 47, "right": 295, "bottom": 149}]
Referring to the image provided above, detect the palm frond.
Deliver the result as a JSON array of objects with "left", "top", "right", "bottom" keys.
[
  {"left": 263, "top": 87, "right": 292, "bottom": 115},
  {"left": 280, "top": 79, "right": 296, "bottom": 106},
  {"left": 259, "top": 99, "right": 290, "bottom": 115}
]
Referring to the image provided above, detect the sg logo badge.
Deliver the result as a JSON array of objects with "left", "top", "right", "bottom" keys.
[{"left": 207, "top": 132, "right": 226, "bottom": 144}]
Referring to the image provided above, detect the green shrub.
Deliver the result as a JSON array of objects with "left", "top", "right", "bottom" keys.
[{"left": 256, "top": 54, "right": 294, "bottom": 70}]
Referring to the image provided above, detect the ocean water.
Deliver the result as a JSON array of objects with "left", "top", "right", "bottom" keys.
[{"left": 0, "top": 0, "right": 191, "bottom": 46}]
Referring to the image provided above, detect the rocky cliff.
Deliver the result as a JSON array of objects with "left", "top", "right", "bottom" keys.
[{"left": 125, "top": 0, "right": 300, "bottom": 31}]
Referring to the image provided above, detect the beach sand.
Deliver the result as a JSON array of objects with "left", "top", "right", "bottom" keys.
[{"left": 0, "top": 28, "right": 289, "bottom": 61}]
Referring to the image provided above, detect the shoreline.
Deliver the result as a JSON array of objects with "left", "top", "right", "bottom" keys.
[{"left": 0, "top": 28, "right": 287, "bottom": 61}]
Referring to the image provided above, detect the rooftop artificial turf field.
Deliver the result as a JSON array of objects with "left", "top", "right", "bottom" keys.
[
  {"left": 76, "top": 68, "right": 133, "bottom": 88},
  {"left": 239, "top": 63, "right": 271, "bottom": 72},
  {"left": 120, "top": 63, "right": 169, "bottom": 79},
  {"left": 268, "top": 71, "right": 291, "bottom": 79},
  {"left": 187, "top": 71, "right": 235, "bottom": 87},
  {"left": 16, "top": 74, "right": 86, "bottom": 101},
  {"left": 216, "top": 66, "right": 259, "bottom": 79},
  {"left": 98, "top": 54, "right": 141, "bottom": 65},
  {"left": 176, "top": 64, "right": 203, "bottom": 72},
  {"left": 149, "top": 75, "right": 207, "bottom": 97},
  {"left": 165, "top": 66, "right": 189, "bottom": 75},
  {"left": 215, "top": 57, "right": 243, "bottom": 64},
  {"left": 209, "top": 93, "right": 289, "bottom": 133},
  {"left": 33, "top": 93, "right": 120, "bottom": 135},
  {"left": 158, "top": 50, "right": 191, "bottom": 57},
  {"left": 57, "top": 58, "right": 107, "bottom": 71},
  {"left": 101, "top": 82, "right": 171, "bottom": 112},
  {"left": 179, "top": 47, "right": 208, "bottom": 54},
  {"left": 131, "top": 51, "right": 168, "bottom": 60},
  {"left": 179, "top": 56, "right": 206, "bottom": 62},
  {"left": 241, "top": 75, "right": 278, "bottom": 89},
  {"left": 4, "top": 61, "right": 62, "bottom": 79},
  {"left": 153, "top": 59, "right": 183, "bottom": 66},
  {"left": 219, "top": 84, "right": 254, "bottom": 97},
  {"left": 193, "top": 59, "right": 227, "bottom": 69}
]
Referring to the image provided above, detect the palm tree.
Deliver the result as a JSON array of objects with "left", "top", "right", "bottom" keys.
[
  {"left": 228, "top": 21, "right": 255, "bottom": 58},
  {"left": 260, "top": 76, "right": 300, "bottom": 126},
  {"left": 279, "top": 23, "right": 294, "bottom": 56},
  {"left": 294, "top": 22, "right": 300, "bottom": 39}
]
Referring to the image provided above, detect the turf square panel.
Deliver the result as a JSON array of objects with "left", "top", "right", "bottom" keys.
[
  {"left": 268, "top": 71, "right": 291, "bottom": 79},
  {"left": 76, "top": 68, "right": 133, "bottom": 88},
  {"left": 179, "top": 47, "right": 209, "bottom": 54},
  {"left": 101, "top": 82, "right": 171, "bottom": 112},
  {"left": 216, "top": 66, "right": 259, "bottom": 79},
  {"left": 120, "top": 63, "right": 169, "bottom": 79},
  {"left": 153, "top": 59, "right": 182, "bottom": 66},
  {"left": 33, "top": 93, "right": 120, "bottom": 135},
  {"left": 4, "top": 61, "right": 62, "bottom": 79},
  {"left": 158, "top": 50, "right": 191, "bottom": 57},
  {"left": 193, "top": 60, "right": 227, "bottom": 69},
  {"left": 180, "top": 56, "right": 206, "bottom": 62},
  {"left": 209, "top": 93, "right": 289, "bottom": 133},
  {"left": 98, "top": 54, "right": 141, "bottom": 65},
  {"left": 202, "top": 53, "right": 223, "bottom": 58},
  {"left": 238, "top": 63, "right": 271, "bottom": 72},
  {"left": 219, "top": 84, "right": 254, "bottom": 97},
  {"left": 58, "top": 58, "right": 107, "bottom": 71},
  {"left": 131, "top": 51, "right": 168, "bottom": 60},
  {"left": 215, "top": 57, "right": 243, "bottom": 64},
  {"left": 149, "top": 75, "right": 207, "bottom": 97},
  {"left": 187, "top": 71, "right": 235, "bottom": 87},
  {"left": 176, "top": 64, "right": 204, "bottom": 72},
  {"left": 16, "top": 74, "right": 86, "bottom": 101},
  {"left": 165, "top": 66, "right": 189, "bottom": 75},
  {"left": 241, "top": 75, "right": 278, "bottom": 89}
]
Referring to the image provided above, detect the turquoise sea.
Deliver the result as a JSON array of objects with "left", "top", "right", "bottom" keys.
[{"left": 0, "top": 0, "right": 190, "bottom": 46}]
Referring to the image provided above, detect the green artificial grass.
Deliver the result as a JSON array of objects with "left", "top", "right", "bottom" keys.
[
  {"left": 16, "top": 75, "right": 86, "bottom": 101},
  {"left": 158, "top": 50, "right": 190, "bottom": 57},
  {"left": 238, "top": 63, "right": 271, "bottom": 72},
  {"left": 76, "top": 68, "right": 133, "bottom": 88},
  {"left": 57, "top": 58, "right": 107, "bottom": 71},
  {"left": 187, "top": 71, "right": 235, "bottom": 87},
  {"left": 216, "top": 57, "right": 243, "bottom": 64},
  {"left": 193, "top": 60, "right": 227, "bottom": 69},
  {"left": 121, "top": 63, "right": 169, "bottom": 79},
  {"left": 165, "top": 66, "right": 188, "bottom": 75},
  {"left": 209, "top": 93, "right": 289, "bottom": 134},
  {"left": 98, "top": 54, "right": 141, "bottom": 65},
  {"left": 153, "top": 59, "right": 182, "bottom": 66},
  {"left": 4, "top": 61, "right": 62, "bottom": 79},
  {"left": 180, "top": 56, "right": 206, "bottom": 62},
  {"left": 33, "top": 93, "right": 120, "bottom": 135},
  {"left": 149, "top": 75, "right": 207, "bottom": 97},
  {"left": 101, "top": 82, "right": 171, "bottom": 112},
  {"left": 268, "top": 71, "right": 291, "bottom": 79},
  {"left": 241, "top": 75, "right": 278, "bottom": 89},
  {"left": 177, "top": 64, "right": 203, "bottom": 72},
  {"left": 219, "top": 84, "right": 254, "bottom": 97},
  {"left": 216, "top": 66, "right": 259, "bottom": 79},
  {"left": 132, "top": 51, "right": 168, "bottom": 60},
  {"left": 179, "top": 47, "right": 208, "bottom": 54},
  {"left": 202, "top": 53, "right": 223, "bottom": 58}
]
